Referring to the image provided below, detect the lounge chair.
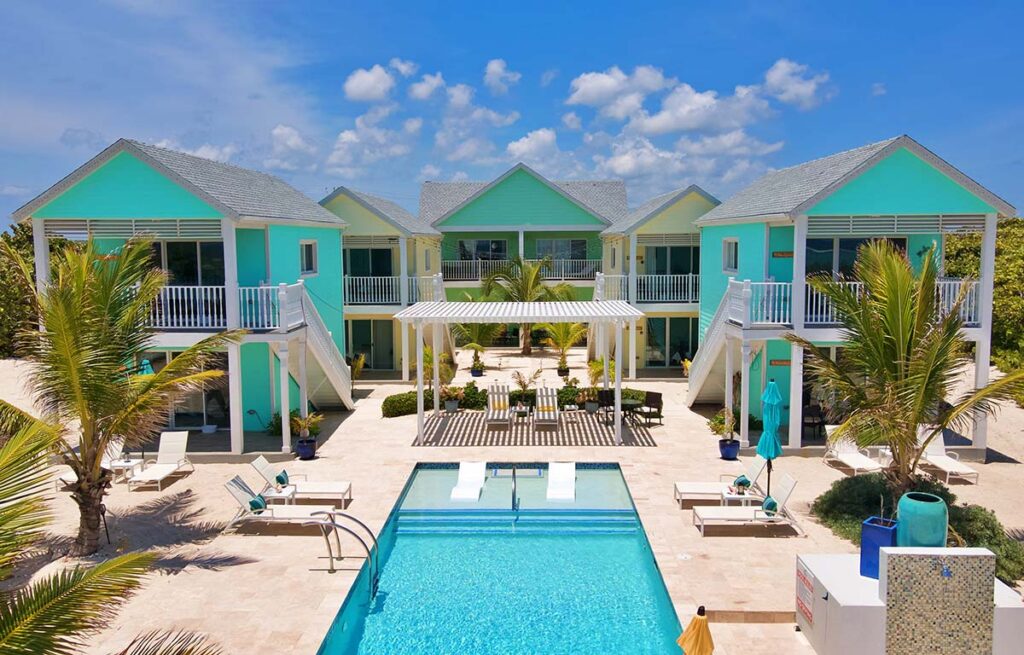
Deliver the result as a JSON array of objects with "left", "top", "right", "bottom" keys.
[
  {"left": 127, "top": 431, "right": 194, "bottom": 491},
  {"left": 918, "top": 427, "right": 979, "bottom": 484},
  {"left": 673, "top": 455, "right": 768, "bottom": 506},
  {"left": 635, "top": 391, "right": 664, "bottom": 426},
  {"left": 692, "top": 473, "right": 800, "bottom": 536},
  {"left": 55, "top": 437, "right": 142, "bottom": 490},
  {"left": 249, "top": 455, "right": 353, "bottom": 503},
  {"left": 485, "top": 384, "right": 512, "bottom": 430},
  {"left": 224, "top": 476, "right": 336, "bottom": 531},
  {"left": 534, "top": 387, "right": 560, "bottom": 429},
  {"left": 546, "top": 462, "right": 576, "bottom": 501},
  {"left": 824, "top": 435, "right": 883, "bottom": 476},
  {"left": 450, "top": 461, "right": 487, "bottom": 501}
]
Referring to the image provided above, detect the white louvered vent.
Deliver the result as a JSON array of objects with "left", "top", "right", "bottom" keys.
[
  {"left": 637, "top": 233, "right": 700, "bottom": 246},
  {"left": 42, "top": 219, "right": 222, "bottom": 240},
  {"left": 807, "top": 215, "right": 986, "bottom": 237},
  {"left": 343, "top": 236, "right": 400, "bottom": 248}
]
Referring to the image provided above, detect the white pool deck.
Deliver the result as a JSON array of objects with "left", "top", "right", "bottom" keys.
[{"left": 2, "top": 351, "right": 1022, "bottom": 655}]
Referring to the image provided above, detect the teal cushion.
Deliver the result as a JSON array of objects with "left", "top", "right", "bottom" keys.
[
  {"left": 249, "top": 495, "right": 267, "bottom": 513},
  {"left": 275, "top": 470, "right": 289, "bottom": 486},
  {"left": 762, "top": 495, "right": 778, "bottom": 516},
  {"left": 734, "top": 474, "right": 751, "bottom": 489}
]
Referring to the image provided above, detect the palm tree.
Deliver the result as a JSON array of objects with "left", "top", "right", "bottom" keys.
[
  {"left": 537, "top": 322, "right": 588, "bottom": 371},
  {"left": 0, "top": 424, "right": 222, "bottom": 654},
  {"left": 412, "top": 346, "right": 455, "bottom": 389},
  {"left": 482, "top": 257, "right": 575, "bottom": 355},
  {"left": 0, "top": 239, "right": 238, "bottom": 556},
  {"left": 451, "top": 292, "right": 505, "bottom": 371},
  {"left": 785, "top": 240, "right": 1024, "bottom": 498}
]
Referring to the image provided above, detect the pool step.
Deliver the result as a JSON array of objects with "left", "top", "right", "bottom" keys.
[{"left": 395, "top": 509, "right": 639, "bottom": 535}]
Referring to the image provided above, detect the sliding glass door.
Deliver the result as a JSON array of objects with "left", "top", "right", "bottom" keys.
[
  {"left": 348, "top": 320, "right": 395, "bottom": 369},
  {"left": 645, "top": 317, "right": 699, "bottom": 367}
]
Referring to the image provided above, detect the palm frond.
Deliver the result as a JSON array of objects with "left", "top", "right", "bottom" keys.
[
  {"left": 0, "top": 423, "right": 59, "bottom": 578},
  {"left": 0, "top": 552, "right": 156, "bottom": 655},
  {"left": 110, "top": 630, "right": 223, "bottom": 655}
]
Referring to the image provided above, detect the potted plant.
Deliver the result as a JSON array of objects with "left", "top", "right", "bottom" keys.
[
  {"left": 860, "top": 501, "right": 898, "bottom": 579},
  {"left": 291, "top": 412, "right": 323, "bottom": 460},
  {"left": 682, "top": 358, "right": 691, "bottom": 378},
  {"left": 578, "top": 387, "right": 599, "bottom": 414},
  {"left": 711, "top": 407, "right": 740, "bottom": 460},
  {"left": 538, "top": 322, "right": 587, "bottom": 378},
  {"left": 470, "top": 352, "right": 486, "bottom": 378},
  {"left": 441, "top": 385, "right": 464, "bottom": 413}
]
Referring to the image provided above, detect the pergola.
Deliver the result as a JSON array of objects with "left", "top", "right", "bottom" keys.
[{"left": 394, "top": 300, "right": 646, "bottom": 445}]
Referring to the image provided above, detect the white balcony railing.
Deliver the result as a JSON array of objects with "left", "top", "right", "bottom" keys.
[
  {"left": 601, "top": 274, "right": 628, "bottom": 300},
  {"left": 150, "top": 286, "right": 227, "bottom": 330},
  {"left": 636, "top": 273, "right": 699, "bottom": 303},
  {"left": 344, "top": 275, "right": 401, "bottom": 305},
  {"left": 441, "top": 259, "right": 510, "bottom": 281},
  {"left": 524, "top": 258, "right": 602, "bottom": 280},
  {"left": 410, "top": 276, "right": 439, "bottom": 302},
  {"left": 239, "top": 286, "right": 279, "bottom": 330}
]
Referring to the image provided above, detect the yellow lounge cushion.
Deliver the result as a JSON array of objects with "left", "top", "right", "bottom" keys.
[{"left": 538, "top": 405, "right": 555, "bottom": 412}]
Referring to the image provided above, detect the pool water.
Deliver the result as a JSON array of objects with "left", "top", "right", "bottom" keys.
[{"left": 318, "top": 464, "right": 680, "bottom": 654}]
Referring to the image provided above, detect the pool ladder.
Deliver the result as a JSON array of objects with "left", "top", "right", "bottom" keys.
[
  {"left": 304, "top": 511, "right": 380, "bottom": 601},
  {"left": 511, "top": 465, "right": 519, "bottom": 512}
]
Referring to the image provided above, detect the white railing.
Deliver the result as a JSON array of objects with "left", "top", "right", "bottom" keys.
[
  {"left": 344, "top": 275, "right": 401, "bottom": 305},
  {"left": 804, "top": 282, "right": 862, "bottom": 325},
  {"left": 524, "top": 258, "right": 602, "bottom": 280},
  {"left": 150, "top": 286, "right": 227, "bottom": 329},
  {"left": 278, "top": 283, "right": 306, "bottom": 331},
  {"left": 686, "top": 291, "right": 731, "bottom": 394},
  {"left": 298, "top": 286, "right": 353, "bottom": 408},
  {"left": 636, "top": 273, "right": 699, "bottom": 303},
  {"left": 938, "top": 278, "right": 980, "bottom": 327},
  {"left": 441, "top": 259, "right": 509, "bottom": 281},
  {"left": 749, "top": 282, "right": 794, "bottom": 325},
  {"left": 239, "top": 286, "right": 279, "bottom": 330},
  {"left": 601, "top": 274, "right": 627, "bottom": 300}
]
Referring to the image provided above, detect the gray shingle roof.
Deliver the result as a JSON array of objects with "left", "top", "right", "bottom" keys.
[
  {"left": 698, "top": 137, "right": 901, "bottom": 223},
  {"left": 324, "top": 187, "right": 439, "bottom": 236},
  {"left": 419, "top": 164, "right": 628, "bottom": 225},
  {"left": 126, "top": 140, "right": 343, "bottom": 225},
  {"left": 603, "top": 184, "right": 719, "bottom": 235}
]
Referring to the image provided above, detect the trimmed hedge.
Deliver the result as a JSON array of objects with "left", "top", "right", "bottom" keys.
[
  {"left": 381, "top": 383, "right": 648, "bottom": 418},
  {"left": 812, "top": 473, "right": 1024, "bottom": 584}
]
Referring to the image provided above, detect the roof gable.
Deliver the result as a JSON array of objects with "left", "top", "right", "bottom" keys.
[
  {"left": 603, "top": 185, "right": 718, "bottom": 235},
  {"left": 321, "top": 187, "right": 438, "bottom": 236}
]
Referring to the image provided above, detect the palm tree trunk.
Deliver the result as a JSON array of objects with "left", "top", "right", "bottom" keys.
[
  {"left": 520, "top": 322, "right": 532, "bottom": 355},
  {"left": 71, "top": 473, "right": 110, "bottom": 556}
]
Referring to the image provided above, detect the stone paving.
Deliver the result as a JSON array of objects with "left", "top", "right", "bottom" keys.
[{"left": 2, "top": 351, "right": 1021, "bottom": 654}]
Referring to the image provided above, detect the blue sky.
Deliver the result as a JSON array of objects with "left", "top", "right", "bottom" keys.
[{"left": 1, "top": 1, "right": 1022, "bottom": 225}]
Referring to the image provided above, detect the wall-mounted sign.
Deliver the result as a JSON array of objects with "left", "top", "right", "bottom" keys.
[
  {"left": 773, "top": 251, "right": 794, "bottom": 258},
  {"left": 769, "top": 359, "right": 791, "bottom": 367}
]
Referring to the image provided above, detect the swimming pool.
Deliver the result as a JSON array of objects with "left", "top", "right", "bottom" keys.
[{"left": 318, "top": 463, "right": 680, "bottom": 654}]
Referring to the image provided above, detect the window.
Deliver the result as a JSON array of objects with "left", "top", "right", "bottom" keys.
[
  {"left": 425, "top": 249, "right": 432, "bottom": 272},
  {"left": 722, "top": 239, "right": 739, "bottom": 273},
  {"left": 611, "top": 246, "right": 617, "bottom": 268},
  {"left": 457, "top": 239, "right": 507, "bottom": 261},
  {"left": 536, "top": 238, "right": 588, "bottom": 260},
  {"left": 300, "top": 241, "right": 318, "bottom": 275}
]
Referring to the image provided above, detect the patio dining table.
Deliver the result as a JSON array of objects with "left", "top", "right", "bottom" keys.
[{"left": 620, "top": 398, "right": 643, "bottom": 425}]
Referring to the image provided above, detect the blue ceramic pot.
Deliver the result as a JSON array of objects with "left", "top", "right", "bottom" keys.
[
  {"left": 896, "top": 492, "right": 948, "bottom": 547},
  {"left": 471, "top": 369, "right": 483, "bottom": 377},
  {"left": 718, "top": 439, "right": 740, "bottom": 460},
  {"left": 860, "top": 516, "right": 897, "bottom": 579},
  {"left": 295, "top": 438, "right": 317, "bottom": 460}
]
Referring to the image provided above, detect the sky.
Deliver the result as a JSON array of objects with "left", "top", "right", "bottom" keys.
[{"left": 1, "top": 1, "right": 1022, "bottom": 226}]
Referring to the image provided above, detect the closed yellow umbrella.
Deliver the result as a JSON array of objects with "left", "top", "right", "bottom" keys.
[{"left": 676, "top": 606, "right": 714, "bottom": 654}]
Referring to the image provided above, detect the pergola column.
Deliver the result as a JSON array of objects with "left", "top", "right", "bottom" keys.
[
  {"left": 614, "top": 320, "right": 623, "bottom": 445},
  {"left": 415, "top": 322, "right": 424, "bottom": 445},
  {"left": 401, "top": 321, "right": 410, "bottom": 381},
  {"left": 601, "top": 324, "right": 609, "bottom": 389},
  {"left": 628, "top": 319, "right": 637, "bottom": 380},
  {"left": 278, "top": 342, "right": 291, "bottom": 453},
  {"left": 431, "top": 323, "right": 441, "bottom": 417}
]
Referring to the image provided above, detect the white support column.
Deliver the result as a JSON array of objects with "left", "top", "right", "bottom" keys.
[
  {"left": 740, "top": 342, "right": 752, "bottom": 447},
  {"left": 614, "top": 321, "right": 623, "bottom": 445},
  {"left": 221, "top": 218, "right": 240, "bottom": 329},
  {"left": 518, "top": 230, "right": 525, "bottom": 261},
  {"left": 628, "top": 319, "right": 637, "bottom": 380},
  {"left": 31, "top": 218, "right": 49, "bottom": 294},
  {"left": 297, "top": 337, "right": 308, "bottom": 418},
  {"left": 432, "top": 323, "right": 441, "bottom": 417},
  {"left": 399, "top": 237, "right": 409, "bottom": 306},
  {"left": 628, "top": 233, "right": 638, "bottom": 304},
  {"left": 415, "top": 322, "right": 425, "bottom": 445},
  {"left": 278, "top": 343, "right": 291, "bottom": 453},
  {"left": 788, "top": 342, "right": 804, "bottom": 449},
  {"left": 401, "top": 321, "right": 410, "bottom": 381},
  {"left": 226, "top": 343, "right": 244, "bottom": 454},
  {"left": 601, "top": 323, "right": 609, "bottom": 389},
  {"left": 724, "top": 339, "right": 735, "bottom": 417},
  {"left": 973, "top": 212, "right": 998, "bottom": 449},
  {"left": 792, "top": 215, "right": 808, "bottom": 330}
]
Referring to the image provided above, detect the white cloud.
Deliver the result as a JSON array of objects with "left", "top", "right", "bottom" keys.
[
  {"left": 675, "top": 129, "right": 783, "bottom": 157},
  {"left": 403, "top": 117, "right": 423, "bottom": 134},
  {"left": 763, "top": 58, "right": 832, "bottom": 110},
  {"left": 446, "top": 138, "right": 494, "bottom": 162},
  {"left": 562, "top": 112, "right": 582, "bottom": 130},
  {"left": 628, "top": 83, "right": 770, "bottom": 135},
  {"left": 507, "top": 128, "right": 558, "bottom": 160},
  {"left": 409, "top": 72, "right": 445, "bottom": 100},
  {"left": 451, "top": 171, "right": 469, "bottom": 181},
  {"left": 1, "top": 184, "right": 29, "bottom": 197},
  {"left": 871, "top": 82, "right": 887, "bottom": 97},
  {"left": 594, "top": 136, "right": 686, "bottom": 178},
  {"left": 540, "top": 69, "right": 559, "bottom": 87},
  {"left": 418, "top": 163, "right": 441, "bottom": 180},
  {"left": 263, "top": 124, "right": 317, "bottom": 171},
  {"left": 484, "top": 59, "right": 522, "bottom": 95},
  {"left": 566, "top": 65, "right": 673, "bottom": 119},
  {"left": 388, "top": 57, "right": 418, "bottom": 78},
  {"left": 325, "top": 105, "right": 414, "bottom": 177},
  {"left": 434, "top": 83, "right": 520, "bottom": 163},
  {"left": 343, "top": 64, "right": 395, "bottom": 102},
  {"left": 153, "top": 138, "right": 238, "bottom": 162},
  {"left": 446, "top": 83, "right": 475, "bottom": 109}
]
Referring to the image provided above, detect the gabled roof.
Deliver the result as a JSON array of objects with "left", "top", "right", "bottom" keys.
[
  {"left": 14, "top": 139, "right": 345, "bottom": 226},
  {"left": 320, "top": 186, "right": 439, "bottom": 236},
  {"left": 698, "top": 135, "right": 1016, "bottom": 224},
  {"left": 419, "top": 163, "right": 627, "bottom": 226},
  {"left": 603, "top": 184, "right": 719, "bottom": 235}
]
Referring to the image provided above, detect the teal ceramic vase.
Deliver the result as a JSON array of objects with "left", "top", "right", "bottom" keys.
[{"left": 896, "top": 492, "right": 948, "bottom": 547}]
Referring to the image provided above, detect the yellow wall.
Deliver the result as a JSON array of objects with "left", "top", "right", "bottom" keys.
[
  {"left": 636, "top": 192, "right": 715, "bottom": 235},
  {"left": 323, "top": 194, "right": 402, "bottom": 237}
]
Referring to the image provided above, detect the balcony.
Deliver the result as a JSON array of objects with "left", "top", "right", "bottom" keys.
[
  {"left": 149, "top": 284, "right": 304, "bottom": 331},
  {"left": 727, "top": 278, "right": 980, "bottom": 328},
  {"left": 344, "top": 275, "right": 401, "bottom": 305},
  {"left": 441, "top": 258, "right": 602, "bottom": 281},
  {"left": 597, "top": 274, "right": 699, "bottom": 304}
]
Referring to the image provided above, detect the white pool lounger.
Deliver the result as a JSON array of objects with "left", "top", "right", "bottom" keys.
[
  {"left": 450, "top": 461, "right": 487, "bottom": 501},
  {"left": 546, "top": 462, "right": 576, "bottom": 501}
]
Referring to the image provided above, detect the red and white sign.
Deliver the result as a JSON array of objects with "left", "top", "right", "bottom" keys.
[{"left": 796, "top": 559, "right": 814, "bottom": 625}]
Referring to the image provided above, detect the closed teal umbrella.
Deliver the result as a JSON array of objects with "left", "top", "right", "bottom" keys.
[{"left": 757, "top": 380, "right": 784, "bottom": 495}]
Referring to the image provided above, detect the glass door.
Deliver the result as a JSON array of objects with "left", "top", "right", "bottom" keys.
[
  {"left": 169, "top": 351, "right": 229, "bottom": 429},
  {"left": 349, "top": 320, "right": 373, "bottom": 367},
  {"left": 668, "top": 317, "right": 698, "bottom": 364},
  {"left": 372, "top": 320, "right": 394, "bottom": 369},
  {"left": 645, "top": 317, "right": 667, "bottom": 366}
]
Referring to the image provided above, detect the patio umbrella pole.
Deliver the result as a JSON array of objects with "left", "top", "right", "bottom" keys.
[{"left": 757, "top": 379, "right": 784, "bottom": 499}]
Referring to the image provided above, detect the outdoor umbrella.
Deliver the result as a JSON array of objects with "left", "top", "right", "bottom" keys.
[
  {"left": 757, "top": 379, "right": 784, "bottom": 496},
  {"left": 676, "top": 605, "right": 714, "bottom": 654}
]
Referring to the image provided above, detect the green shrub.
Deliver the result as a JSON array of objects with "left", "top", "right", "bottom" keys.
[
  {"left": 267, "top": 409, "right": 322, "bottom": 437},
  {"left": 381, "top": 391, "right": 435, "bottom": 417},
  {"left": 461, "top": 381, "right": 487, "bottom": 409},
  {"left": 811, "top": 474, "right": 1024, "bottom": 584},
  {"left": 380, "top": 384, "right": 651, "bottom": 417}
]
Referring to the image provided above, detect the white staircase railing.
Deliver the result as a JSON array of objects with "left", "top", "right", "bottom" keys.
[
  {"left": 686, "top": 290, "right": 732, "bottom": 404},
  {"left": 601, "top": 274, "right": 627, "bottom": 301},
  {"left": 298, "top": 285, "right": 353, "bottom": 409}
]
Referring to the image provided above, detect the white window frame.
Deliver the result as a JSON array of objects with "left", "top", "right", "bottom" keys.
[
  {"left": 722, "top": 239, "right": 739, "bottom": 273},
  {"left": 300, "top": 240, "right": 318, "bottom": 276}
]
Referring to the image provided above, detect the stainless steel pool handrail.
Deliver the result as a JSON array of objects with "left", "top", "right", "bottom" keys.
[
  {"left": 314, "top": 510, "right": 380, "bottom": 583},
  {"left": 511, "top": 465, "right": 518, "bottom": 512},
  {"left": 305, "top": 518, "right": 379, "bottom": 601}
]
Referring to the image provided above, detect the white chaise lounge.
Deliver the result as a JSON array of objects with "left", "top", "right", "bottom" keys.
[
  {"left": 485, "top": 384, "right": 512, "bottom": 430},
  {"left": 673, "top": 456, "right": 768, "bottom": 506},
  {"left": 692, "top": 473, "right": 800, "bottom": 536},
  {"left": 127, "top": 431, "right": 194, "bottom": 491},
  {"left": 546, "top": 462, "right": 576, "bottom": 501},
  {"left": 534, "top": 387, "right": 560, "bottom": 429},
  {"left": 250, "top": 455, "right": 353, "bottom": 503},
  {"left": 824, "top": 436, "right": 883, "bottom": 476},
  {"left": 918, "top": 427, "right": 979, "bottom": 484},
  {"left": 55, "top": 437, "right": 142, "bottom": 490},
  {"left": 224, "top": 476, "right": 336, "bottom": 531},
  {"left": 450, "top": 461, "right": 487, "bottom": 501}
]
